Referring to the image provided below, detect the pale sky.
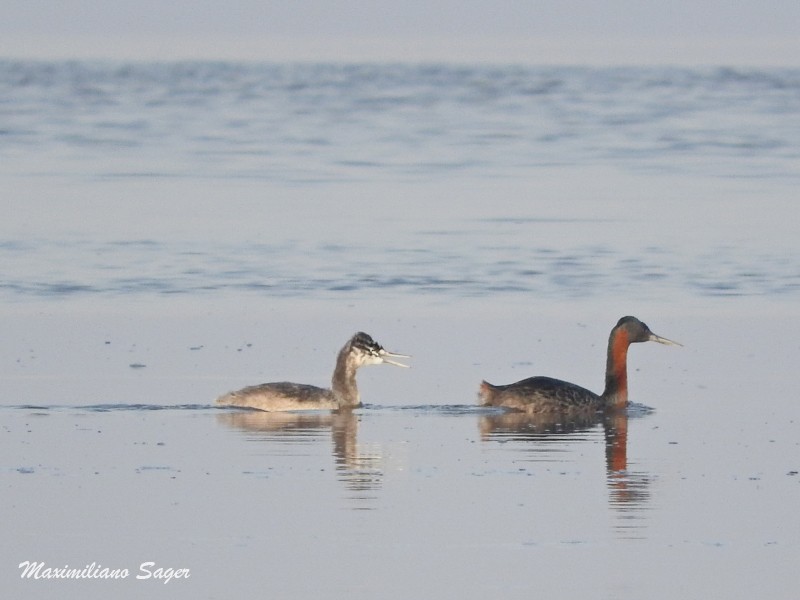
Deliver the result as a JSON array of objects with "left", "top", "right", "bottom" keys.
[{"left": 2, "top": 1, "right": 799, "bottom": 65}]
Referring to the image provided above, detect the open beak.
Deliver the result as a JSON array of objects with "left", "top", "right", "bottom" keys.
[
  {"left": 379, "top": 349, "right": 411, "bottom": 368},
  {"left": 649, "top": 333, "right": 682, "bottom": 347}
]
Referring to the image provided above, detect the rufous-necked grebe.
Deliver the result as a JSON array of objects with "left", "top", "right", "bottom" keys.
[
  {"left": 479, "top": 316, "right": 680, "bottom": 414},
  {"left": 216, "top": 332, "right": 409, "bottom": 411}
]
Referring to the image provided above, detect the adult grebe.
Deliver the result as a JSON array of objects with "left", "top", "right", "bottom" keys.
[
  {"left": 216, "top": 332, "right": 409, "bottom": 411},
  {"left": 479, "top": 316, "right": 680, "bottom": 414}
]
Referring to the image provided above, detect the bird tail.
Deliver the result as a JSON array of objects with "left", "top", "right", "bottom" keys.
[
  {"left": 478, "top": 380, "right": 498, "bottom": 406},
  {"left": 215, "top": 391, "right": 236, "bottom": 406}
]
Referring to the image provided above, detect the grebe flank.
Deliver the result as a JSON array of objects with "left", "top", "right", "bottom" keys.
[
  {"left": 216, "top": 332, "right": 409, "bottom": 412},
  {"left": 479, "top": 316, "right": 680, "bottom": 414}
]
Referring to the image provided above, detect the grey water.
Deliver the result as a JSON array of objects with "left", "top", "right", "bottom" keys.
[
  {"left": 1, "top": 61, "right": 800, "bottom": 599},
  {"left": 2, "top": 61, "right": 800, "bottom": 302}
]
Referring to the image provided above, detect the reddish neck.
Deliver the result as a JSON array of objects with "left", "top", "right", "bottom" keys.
[{"left": 602, "top": 328, "right": 630, "bottom": 408}]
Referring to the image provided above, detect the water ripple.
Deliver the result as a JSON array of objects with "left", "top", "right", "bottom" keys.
[
  {"left": 1, "top": 237, "right": 797, "bottom": 300},
  {"left": 2, "top": 62, "right": 799, "bottom": 303},
  {"left": 2, "top": 61, "right": 800, "bottom": 181}
]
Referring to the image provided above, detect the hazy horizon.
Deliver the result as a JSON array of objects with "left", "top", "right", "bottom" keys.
[{"left": 2, "top": 1, "right": 799, "bottom": 66}]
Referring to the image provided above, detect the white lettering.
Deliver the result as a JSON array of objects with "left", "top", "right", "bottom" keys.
[
  {"left": 19, "top": 561, "right": 43, "bottom": 579},
  {"left": 20, "top": 560, "right": 186, "bottom": 583},
  {"left": 137, "top": 562, "right": 191, "bottom": 584},
  {"left": 18, "top": 561, "right": 130, "bottom": 580}
]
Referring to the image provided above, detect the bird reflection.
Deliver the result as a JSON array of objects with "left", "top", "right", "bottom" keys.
[
  {"left": 478, "top": 410, "right": 601, "bottom": 439},
  {"left": 601, "top": 410, "right": 653, "bottom": 538},
  {"left": 479, "top": 408, "right": 652, "bottom": 538},
  {"left": 216, "top": 410, "right": 383, "bottom": 503}
]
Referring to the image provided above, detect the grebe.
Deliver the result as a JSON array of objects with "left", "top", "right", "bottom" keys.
[
  {"left": 479, "top": 316, "right": 680, "bottom": 414},
  {"left": 216, "top": 332, "right": 409, "bottom": 411}
]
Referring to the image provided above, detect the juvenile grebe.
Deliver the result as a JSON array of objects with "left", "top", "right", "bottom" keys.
[
  {"left": 479, "top": 316, "right": 680, "bottom": 414},
  {"left": 216, "top": 332, "right": 409, "bottom": 411}
]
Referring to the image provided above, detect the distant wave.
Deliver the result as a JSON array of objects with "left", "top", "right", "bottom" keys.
[
  {"left": 1, "top": 237, "right": 797, "bottom": 300},
  {"left": 2, "top": 61, "right": 799, "bottom": 303},
  {"left": 2, "top": 61, "right": 799, "bottom": 182}
]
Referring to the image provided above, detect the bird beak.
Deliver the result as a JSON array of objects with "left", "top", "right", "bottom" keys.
[
  {"left": 379, "top": 349, "right": 411, "bottom": 368},
  {"left": 649, "top": 333, "right": 682, "bottom": 347}
]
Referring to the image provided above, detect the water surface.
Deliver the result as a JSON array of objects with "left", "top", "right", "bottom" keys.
[{"left": 1, "top": 61, "right": 799, "bottom": 599}]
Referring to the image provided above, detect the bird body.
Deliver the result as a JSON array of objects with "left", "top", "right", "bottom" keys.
[
  {"left": 480, "top": 316, "right": 680, "bottom": 415},
  {"left": 217, "top": 382, "right": 338, "bottom": 411},
  {"left": 480, "top": 376, "right": 601, "bottom": 414},
  {"left": 216, "top": 332, "right": 409, "bottom": 411}
]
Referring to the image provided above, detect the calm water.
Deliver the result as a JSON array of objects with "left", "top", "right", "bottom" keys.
[
  {"left": 2, "top": 61, "right": 800, "bottom": 302},
  {"left": 1, "top": 61, "right": 799, "bottom": 599}
]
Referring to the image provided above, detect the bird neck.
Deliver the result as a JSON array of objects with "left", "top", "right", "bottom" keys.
[
  {"left": 331, "top": 349, "right": 361, "bottom": 408},
  {"left": 602, "top": 328, "right": 630, "bottom": 409}
]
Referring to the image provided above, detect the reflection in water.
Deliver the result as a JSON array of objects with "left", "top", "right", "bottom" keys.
[
  {"left": 479, "top": 408, "right": 652, "bottom": 538},
  {"left": 216, "top": 410, "right": 382, "bottom": 507},
  {"left": 602, "top": 411, "right": 653, "bottom": 539},
  {"left": 479, "top": 410, "right": 601, "bottom": 440}
]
